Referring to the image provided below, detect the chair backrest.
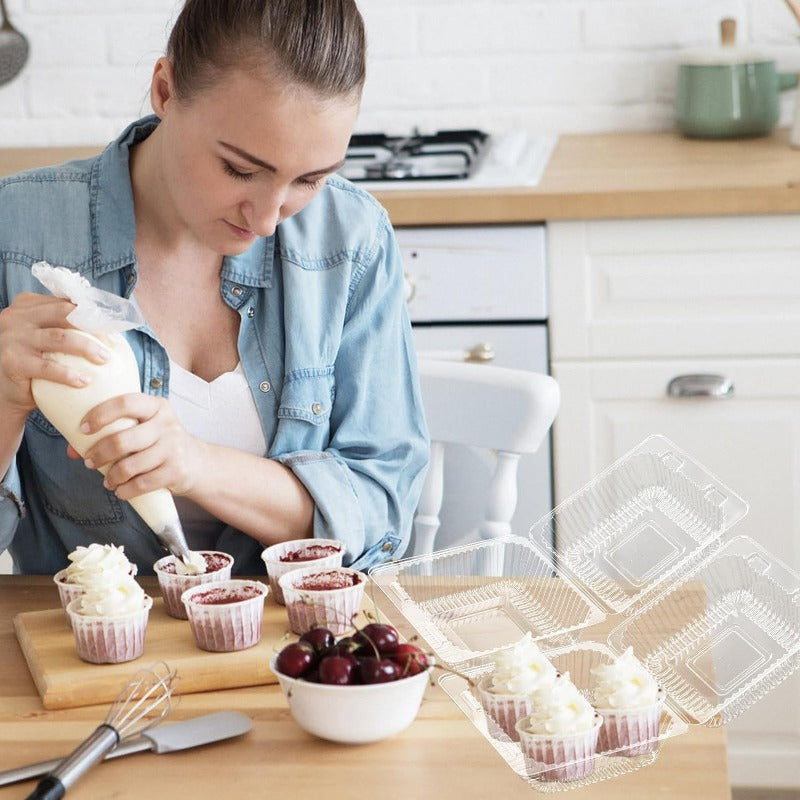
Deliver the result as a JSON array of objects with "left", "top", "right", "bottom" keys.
[{"left": 412, "top": 358, "right": 560, "bottom": 557}]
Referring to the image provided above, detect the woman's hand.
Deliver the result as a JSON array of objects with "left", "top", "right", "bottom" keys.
[
  {"left": 78, "top": 392, "right": 207, "bottom": 500},
  {"left": 0, "top": 292, "right": 111, "bottom": 416}
]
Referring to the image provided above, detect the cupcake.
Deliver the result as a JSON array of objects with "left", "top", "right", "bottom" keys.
[
  {"left": 54, "top": 542, "right": 137, "bottom": 614},
  {"left": 591, "top": 647, "right": 665, "bottom": 756},
  {"left": 66, "top": 568, "right": 152, "bottom": 664},
  {"left": 261, "top": 538, "right": 344, "bottom": 605},
  {"left": 181, "top": 579, "right": 269, "bottom": 652},
  {"left": 278, "top": 566, "right": 365, "bottom": 635},
  {"left": 154, "top": 551, "right": 234, "bottom": 619},
  {"left": 515, "top": 673, "right": 602, "bottom": 783},
  {"left": 476, "top": 632, "right": 558, "bottom": 741}
]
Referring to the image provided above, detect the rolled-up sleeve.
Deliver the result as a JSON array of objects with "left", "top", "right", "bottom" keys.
[
  {"left": 276, "top": 222, "right": 430, "bottom": 566},
  {"left": 0, "top": 460, "right": 24, "bottom": 554}
]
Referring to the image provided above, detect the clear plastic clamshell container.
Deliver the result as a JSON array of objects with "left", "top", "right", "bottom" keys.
[{"left": 368, "top": 435, "right": 800, "bottom": 792}]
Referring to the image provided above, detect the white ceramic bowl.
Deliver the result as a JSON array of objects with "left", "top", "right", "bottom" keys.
[{"left": 270, "top": 654, "right": 431, "bottom": 744}]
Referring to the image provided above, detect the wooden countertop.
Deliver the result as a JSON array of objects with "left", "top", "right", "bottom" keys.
[
  {"left": 0, "top": 575, "right": 731, "bottom": 800},
  {"left": 3, "top": 128, "right": 800, "bottom": 225}
]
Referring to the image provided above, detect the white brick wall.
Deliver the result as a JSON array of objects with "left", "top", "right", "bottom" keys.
[{"left": 2, "top": 0, "right": 800, "bottom": 146}]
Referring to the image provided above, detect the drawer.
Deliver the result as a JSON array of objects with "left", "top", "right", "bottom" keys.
[
  {"left": 549, "top": 216, "right": 800, "bottom": 359},
  {"left": 397, "top": 224, "right": 547, "bottom": 322}
]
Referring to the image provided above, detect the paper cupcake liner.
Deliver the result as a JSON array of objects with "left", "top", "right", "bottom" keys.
[
  {"left": 279, "top": 567, "right": 365, "bottom": 635},
  {"left": 595, "top": 692, "right": 665, "bottom": 757},
  {"left": 261, "top": 539, "right": 344, "bottom": 605},
  {"left": 53, "top": 569, "right": 85, "bottom": 622},
  {"left": 516, "top": 715, "right": 602, "bottom": 783},
  {"left": 66, "top": 596, "right": 153, "bottom": 664},
  {"left": 181, "top": 580, "right": 268, "bottom": 652},
  {"left": 154, "top": 551, "right": 234, "bottom": 619},
  {"left": 475, "top": 677, "right": 532, "bottom": 741}
]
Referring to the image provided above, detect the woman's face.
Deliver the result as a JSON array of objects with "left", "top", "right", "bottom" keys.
[{"left": 149, "top": 59, "right": 360, "bottom": 254}]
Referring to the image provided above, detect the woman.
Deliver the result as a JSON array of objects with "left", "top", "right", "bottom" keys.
[{"left": 0, "top": 0, "right": 429, "bottom": 575}]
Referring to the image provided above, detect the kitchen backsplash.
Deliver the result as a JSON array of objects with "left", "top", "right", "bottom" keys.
[{"left": 1, "top": 0, "right": 800, "bottom": 146}]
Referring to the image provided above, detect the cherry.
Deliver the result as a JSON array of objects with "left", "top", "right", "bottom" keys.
[
  {"left": 329, "top": 636, "right": 362, "bottom": 657},
  {"left": 319, "top": 655, "right": 357, "bottom": 685},
  {"left": 358, "top": 656, "right": 401, "bottom": 684},
  {"left": 275, "top": 641, "right": 316, "bottom": 678},
  {"left": 299, "top": 627, "right": 335, "bottom": 655},
  {"left": 391, "top": 643, "right": 430, "bottom": 676},
  {"left": 354, "top": 623, "right": 400, "bottom": 656}
]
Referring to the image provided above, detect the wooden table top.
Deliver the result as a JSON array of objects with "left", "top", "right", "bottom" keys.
[{"left": 0, "top": 575, "right": 732, "bottom": 800}]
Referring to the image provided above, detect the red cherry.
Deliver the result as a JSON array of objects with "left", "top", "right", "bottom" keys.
[
  {"left": 358, "top": 656, "right": 401, "bottom": 684},
  {"left": 319, "top": 655, "right": 357, "bottom": 685},
  {"left": 391, "top": 643, "right": 430, "bottom": 676},
  {"left": 299, "top": 627, "right": 335, "bottom": 655},
  {"left": 275, "top": 642, "right": 316, "bottom": 678},
  {"left": 354, "top": 623, "right": 400, "bottom": 656}
]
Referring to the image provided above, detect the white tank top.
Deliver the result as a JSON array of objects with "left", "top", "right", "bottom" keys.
[{"left": 167, "top": 360, "right": 267, "bottom": 548}]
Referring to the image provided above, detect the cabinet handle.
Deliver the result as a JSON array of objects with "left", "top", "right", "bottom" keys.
[
  {"left": 465, "top": 343, "right": 496, "bottom": 363},
  {"left": 666, "top": 374, "right": 734, "bottom": 399}
]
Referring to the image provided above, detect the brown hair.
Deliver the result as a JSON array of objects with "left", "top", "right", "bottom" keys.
[{"left": 167, "top": 0, "right": 367, "bottom": 102}]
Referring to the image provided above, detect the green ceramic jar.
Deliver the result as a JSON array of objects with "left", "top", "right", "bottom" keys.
[{"left": 675, "top": 60, "right": 798, "bottom": 139}]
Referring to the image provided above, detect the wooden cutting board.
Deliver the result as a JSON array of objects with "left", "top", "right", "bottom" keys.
[{"left": 14, "top": 594, "right": 295, "bottom": 710}]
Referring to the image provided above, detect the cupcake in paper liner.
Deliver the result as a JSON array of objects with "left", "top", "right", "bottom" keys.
[
  {"left": 515, "top": 673, "right": 602, "bottom": 783},
  {"left": 260, "top": 538, "right": 344, "bottom": 605},
  {"left": 476, "top": 632, "right": 558, "bottom": 741},
  {"left": 181, "top": 580, "right": 268, "bottom": 652},
  {"left": 591, "top": 647, "right": 666, "bottom": 756},
  {"left": 66, "top": 575, "right": 152, "bottom": 664},
  {"left": 278, "top": 566, "right": 365, "bottom": 635},
  {"left": 154, "top": 550, "right": 234, "bottom": 619},
  {"left": 54, "top": 543, "right": 138, "bottom": 624}
]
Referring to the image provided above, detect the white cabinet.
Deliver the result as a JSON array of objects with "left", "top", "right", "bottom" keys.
[{"left": 548, "top": 216, "right": 800, "bottom": 789}]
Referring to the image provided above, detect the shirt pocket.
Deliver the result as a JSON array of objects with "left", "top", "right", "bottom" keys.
[
  {"left": 24, "top": 410, "right": 126, "bottom": 526},
  {"left": 277, "top": 368, "right": 335, "bottom": 425}
]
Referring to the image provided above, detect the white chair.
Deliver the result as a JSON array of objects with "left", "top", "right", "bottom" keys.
[{"left": 412, "top": 358, "right": 560, "bottom": 556}]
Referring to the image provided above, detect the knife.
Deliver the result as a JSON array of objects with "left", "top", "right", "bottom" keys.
[{"left": 0, "top": 711, "right": 252, "bottom": 787}]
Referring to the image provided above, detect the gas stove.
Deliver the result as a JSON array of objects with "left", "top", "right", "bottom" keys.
[{"left": 338, "top": 128, "right": 558, "bottom": 190}]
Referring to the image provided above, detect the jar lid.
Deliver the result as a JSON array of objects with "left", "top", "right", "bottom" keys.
[{"left": 679, "top": 17, "right": 772, "bottom": 66}]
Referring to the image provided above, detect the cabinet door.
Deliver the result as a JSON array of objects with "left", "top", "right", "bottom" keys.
[
  {"left": 552, "top": 357, "right": 800, "bottom": 787},
  {"left": 548, "top": 216, "right": 800, "bottom": 360}
]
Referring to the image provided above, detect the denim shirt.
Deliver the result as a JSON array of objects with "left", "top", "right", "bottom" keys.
[{"left": 0, "top": 116, "right": 429, "bottom": 576}]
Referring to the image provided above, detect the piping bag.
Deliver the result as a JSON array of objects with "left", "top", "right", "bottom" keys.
[{"left": 29, "top": 262, "right": 205, "bottom": 574}]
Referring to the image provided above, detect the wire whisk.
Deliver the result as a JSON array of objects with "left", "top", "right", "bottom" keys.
[{"left": 27, "top": 662, "right": 177, "bottom": 800}]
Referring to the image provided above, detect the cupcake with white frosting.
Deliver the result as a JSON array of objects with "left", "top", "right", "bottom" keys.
[
  {"left": 65, "top": 557, "right": 152, "bottom": 664},
  {"left": 476, "top": 632, "right": 558, "bottom": 741},
  {"left": 515, "top": 673, "right": 602, "bottom": 782},
  {"left": 53, "top": 543, "right": 137, "bottom": 615},
  {"left": 591, "top": 647, "right": 665, "bottom": 756}
]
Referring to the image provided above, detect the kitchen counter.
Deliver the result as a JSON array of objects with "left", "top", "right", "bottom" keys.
[
  {"left": 3, "top": 128, "right": 800, "bottom": 225},
  {"left": 0, "top": 575, "right": 732, "bottom": 800}
]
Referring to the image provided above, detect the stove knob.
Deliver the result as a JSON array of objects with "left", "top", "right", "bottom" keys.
[{"left": 403, "top": 273, "right": 416, "bottom": 304}]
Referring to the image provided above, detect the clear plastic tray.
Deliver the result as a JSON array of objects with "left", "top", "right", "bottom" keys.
[{"left": 368, "top": 435, "right": 800, "bottom": 791}]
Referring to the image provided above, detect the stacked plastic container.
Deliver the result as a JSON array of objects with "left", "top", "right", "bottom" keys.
[{"left": 369, "top": 435, "right": 800, "bottom": 792}]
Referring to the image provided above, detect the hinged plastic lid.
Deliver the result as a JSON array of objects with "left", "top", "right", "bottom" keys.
[{"left": 526, "top": 435, "right": 750, "bottom": 618}]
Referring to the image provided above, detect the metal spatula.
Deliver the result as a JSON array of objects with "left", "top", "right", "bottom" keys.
[
  {"left": 0, "top": 711, "right": 252, "bottom": 787},
  {"left": 0, "top": 0, "right": 29, "bottom": 86}
]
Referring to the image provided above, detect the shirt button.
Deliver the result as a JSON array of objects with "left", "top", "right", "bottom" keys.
[
  {"left": 150, "top": 377, "right": 162, "bottom": 390},
  {"left": 259, "top": 381, "right": 271, "bottom": 393},
  {"left": 126, "top": 272, "right": 135, "bottom": 285},
  {"left": 247, "top": 307, "right": 255, "bottom": 318},
  {"left": 382, "top": 541, "right": 393, "bottom": 552},
  {"left": 231, "top": 286, "right": 243, "bottom": 297},
  {"left": 311, "top": 402, "right": 323, "bottom": 415}
]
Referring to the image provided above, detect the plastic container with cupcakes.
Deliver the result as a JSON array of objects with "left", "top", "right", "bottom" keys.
[{"left": 369, "top": 434, "right": 800, "bottom": 791}]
